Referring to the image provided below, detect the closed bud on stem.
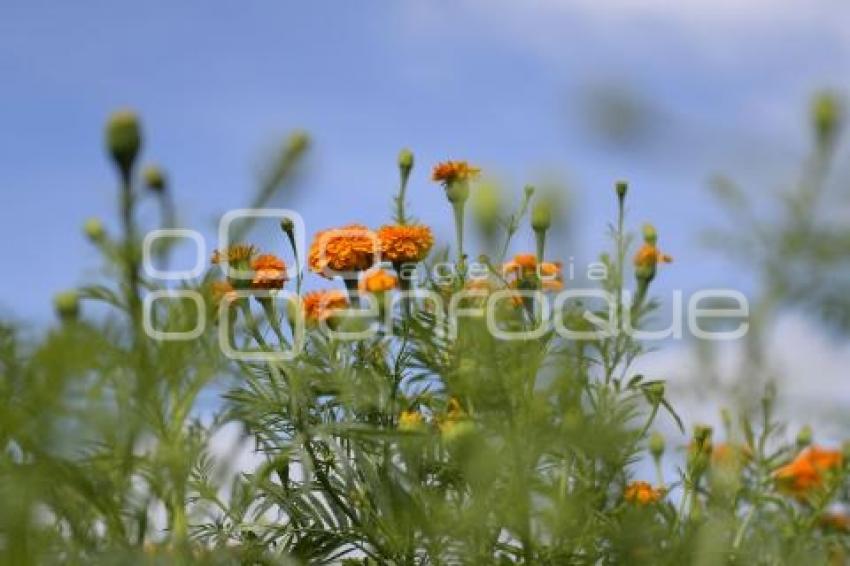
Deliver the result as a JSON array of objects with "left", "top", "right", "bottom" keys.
[
  {"left": 287, "top": 130, "right": 310, "bottom": 155},
  {"left": 642, "top": 223, "right": 658, "bottom": 245},
  {"left": 796, "top": 424, "right": 813, "bottom": 448},
  {"left": 642, "top": 381, "right": 665, "bottom": 406},
  {"left": 693, "top": 424, "right": 713, "bottom": 447},
  {"left": 83, "top": 217, "right": 106, "bottom": 243},
  {"left": 615, "top": 180, "right": 628, "bottom": 201},
  {"left": 812, "top": 91, "right": 842, "bottom": 149},
  {"left": 142, "top": 164, "right": 167, "bottom": 192},
  {"left": 280, "top": 218, "right": 295, "bottom": 239},
  {"left": 531, "top": 200, "right": 552, "bottom": 233},
  {"left": 446, "top": 180, "right": 470, "bottom": 204},
  {"left": 398, "top": 148, "right": 414, "bottom": 178},
  {"left": 105, "top": 110, "right": 142, "bottom": 180},
  {"left": 54, "top": 290, "right": 80, "bottom": 322},
  {"left": 649, "top": 431, "right": 665, "bottom": 461},
  {"left": 472, "top": 183, "right": 502, "bottom": 236}
]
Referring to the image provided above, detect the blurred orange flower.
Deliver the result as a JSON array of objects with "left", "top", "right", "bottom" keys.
[
  {"left": 210, "top": 280, "right": 237, "bottom": 304},
  {"left": 624, "top": 481, "right": 664, "bottom": 505},
  {"left": 250, "top": 254, "right": 288, "bottom": 290},
  {"left": 503, "top": 253, "right": 563, "bottom": 291},
  {"left": 359, "top": 268, "right": 398, "bottom": 294},
  {"left": 377, "top": 224, "right": 434, "bottom": 264},
  {"left": 774, "top": 446, "right": 843, "bottom": 496},
  {"left": 399, "top": 410, "right": 424, "bottom": 431},
  {"left": 211, "top": 244, "right": 256, "bottom": 266},
  {"left": 308, "top": 224, "right": 378, "bottom": 277},
  {"left": 302, "top": 289, "right": 349, "bottom": 323},
  {"left": 431, "top": 160, "right": 480, "bottom": 184},
  {"left": 633, "top": 244, "right": 673, "bottom": 270}
]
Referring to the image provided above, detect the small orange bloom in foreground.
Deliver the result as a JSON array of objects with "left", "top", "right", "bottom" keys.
[
  {"left": 399, "top": 410, "right": 424, "bottom": 431},
  {"left": 431, "top": 160, "right": 481, "bottom": 184},
  {"left": 774, "top": 446, "right": 843, "bottom": 496},
  {"left": 633, "top": 244, "right": 673, "bottom": 270},
  {"left": 711, "top": 443, "right": 752, "bottom": 468},
  {"left": 503, "top": 254, "right": 563, "bottom": 291},
  {"left": 302, "top": 289, "right": 349, "bottom": 323},
  {"left": 308, "top": 224, "right": 378, "bottom": 277},
  {"left": 377, "top": 224, "right": 434, "bottom": 264},
  {"left": 250, "top": 254, "right": 288, "bottom": 290},
  {"left": 624, "top": 481, "right": 665, "bottom": 505},
  {"left": 359, "top": 268, "right": 398, "bottom": 294}
]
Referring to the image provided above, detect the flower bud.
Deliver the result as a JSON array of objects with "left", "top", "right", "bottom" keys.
[
  {"left": 615, "top": 180, "right": 628, "bottom": 200},
  {"left": 649, "top": 431, "right": 665, "bottom": 460},
  {"left": 693, "top": 424, "right": 713, "bottom": 447},
  {"left": 524, "top": 184, "right": 535, "bottom": 199},
  {"left": 287, "top": 130, "right": 310, "bottom": 155},
  {"left": 105, "top": 110, "right": 142, "bottom": 178},
  {"left": 446, "top": 180, "right": 470, "bottom": 204},
  {"left": 796, "top": 424, "right": 813, "bottom": 448},
  {"left": 812, "top": 91, "right": 842, "bottom": 148},
  {"left": 142, "top": 164, "right": 167, "bottom": 192},
  {"left": 83, "top": 217, "right": 106, "bottom": 243},
  {"left": 531, "top": 199, "right": 552, "bottom": 233},
  {"left": 642, "top": 223, "right": 658, "bottom": 244},
  {"left": 642, "top": 381, "right": 665, "bottom": 406},
  {"left": 472, "top": 182, "right": 502, "bottom": 235},
  {"left": 280, "top": 218, "right": 295, "bottom": 238},
  {"left": 54, "top": 290, "right": 80, "bottom": 322},
  {"left": 398, "top": 148, "right": 414, "bottom": 175}
]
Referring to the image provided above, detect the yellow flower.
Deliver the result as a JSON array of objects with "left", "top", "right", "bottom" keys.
[
  {"left": 308, "top": 224, "right": 378, "bottom": 277},
  {"left": 250, "top": 254, "right": 288, "bottom": 290},
  {"left": 399, "top": 410, "right": 424, "bottom": 431},
  {"left": 624, "top": 481, "right": 664, "bottom": 505},
  {"left": 302, "top": 289, "right": 349, "bottom": 323},
  {"left": 377, "top": 224, "right": 434, "bottom": 264},
  {"left": 431, "top": 160, "right": 481, "bottom": 184},
  {"left": 359, "top": 268, "right": 398, "bottom": 294}
]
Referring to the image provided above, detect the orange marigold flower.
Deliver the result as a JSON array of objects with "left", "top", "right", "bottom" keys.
[
  {"left": 399, "top": 410, "right": 424, "bottom": 431},
  {"left": 359, "top": 268, "right": 398, "bottom": 294},
  {"left": 634, "top": 244, "right": 673, "bottom": 270},
  {"left": 431, "top": 160, "right": 481, "bottom": 184},
  {"left": 211, "top": 244, "right": 256, "bottom": 266},
  {"left": 302, "top": 289, "right": 349, "bottom": 323},
  {"left": 820, "top": 512, "right": 850, "bottom": 532},
  {"left": 503, "top": 254, "right": 563, "bottom": 290},
  {"left": 377, "top": 224, "right": 434, "bottom": 264},
  {"left": 774, "top": 446, "right": 843, "bottom": 496},
  {"left": 308, "top": 224, "right": 378, "bottom": 277},
  {"left": 624, "top": 481, "right": 664, "bottom": 505},
  {"left": 250, "top": 254, "right": 288, "bottom": 290}
]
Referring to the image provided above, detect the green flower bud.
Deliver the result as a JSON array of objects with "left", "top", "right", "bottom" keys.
[
  {"left": 642, "top": 223, "right": 658, "bottom": 244},
  {"left": 472, "top": 182, "right": 501, "bottom": 235},
  {"left": 398, "top": 148, "right": 414, "bottom": 175},
  {"left": 649, "top": 431, "right": 665, "bottom": 460},
  {"left": 615, "top": 180, "right": 628, "bottom": 200},
  {"left": 105, "top": 110, "right": 142, "bottom": 178},
  {"left": 83, "top": 217, "right": 105, "bottom": 242},
  {"left": 642, "top": 381, "right": 665, "bottom": 406},
  {"left": 531, "top": 200, "right": 552, "bottom": 233},
  {"left": 54, "top": 290, "right": 80, "bottom": 322},
  {"left": 142, "top": 164, "right": 167, "bottom": 192},
  {"left": 693, "top": 424, "right": 713, "bottom": 447},
  {"left": 280, "top": 218, "right": 295, "bottom": 238},
  {"left": 446, "top": 180, "right": 470, "bottom": 204},
  {"left": 287, "top": 130, "right": 310, "bottom": 155},
  {"left": 523, "top": 184, "right": 535, "bottom": 199},
  {"left": 812, "top": 91, "right": 842, "bottom": 148},
  {"left": 796, "top": 424, "right": 813, "bottom": 448}
]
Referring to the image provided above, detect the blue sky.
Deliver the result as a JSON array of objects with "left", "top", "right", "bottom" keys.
[{"left": 2, "top": 0, "right": 849, "bottom": 325}]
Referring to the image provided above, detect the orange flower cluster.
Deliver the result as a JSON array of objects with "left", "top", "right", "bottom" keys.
[
  {"left": 774, "top": 446, "right": 843, "bottom": 496},
  {"left": 431, "top": 160, "right": 480, "bottom": 184},
  {"left": 624, "top": 481, "right": 664, "bottom": 505},
  {"left": 308, "top": 224, "right": 379, "bottom": 277},
  {"left": 503, "top": 253, "right": 563, "bottom": 291},
  {"left": 250, "top": 254, "right": 288, "bottom": 290},
  {"left": 359, "top": 268, "right": 397, "bottom": 294},
  {"left": 633, "top": 244, "right": 673, "bottom": 270},
  {"left": 302, "top": 289, "right": 349, "bottom": 323},
  {"left": 377, "top": 224, "right": 434, "bottom": 264}
]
